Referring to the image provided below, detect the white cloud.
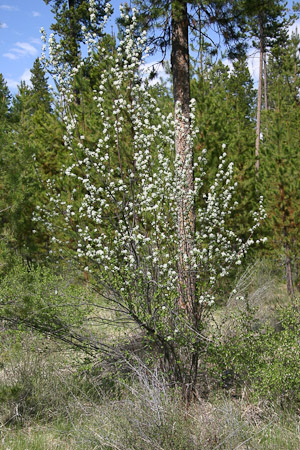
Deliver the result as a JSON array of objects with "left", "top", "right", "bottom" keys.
[
  {"left": 142, "top": 61, "right": 168, "bottom": 85},
  {"left": 20, "top": 68, "right": 32, "bottom": 85},
  {"left": 30, "top": 37, "right": 42, "bottom": 46},
  {"left": 15, "top": 42, "right": 38, "bottom": 56},
  {"left": 0, "top": 22, "right": 8, "bottom": 28},
  {"left": 3, "top": 52, "right": 17, "bottom": 60},
  {"left": 32, "top": 11, "right": 41, "bottom": 17},
  {"left": 6, "top": 78, "right": 18, "bottom": 89},
  {"left": 143, "top": 61, "right": 165, "bottom": 75},
  {"left": 3, "top": 41, "right": 38, "bottom": 59},
  {"left": 0, "top": 4, "right": 18, "bottom": 11},
  {"left": 5, "top": 68, "right": 32, "bottom": 90}
]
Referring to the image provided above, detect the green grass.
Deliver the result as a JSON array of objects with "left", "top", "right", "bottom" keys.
[
  {"left": 0, "top": 425, "right": 74, "bottom": 450},
  {"left": 1, "top": 260, "right": 300, "bottom": 449},
  {"left": 1, "top": 393, "right": 300, "bottom": 449}
]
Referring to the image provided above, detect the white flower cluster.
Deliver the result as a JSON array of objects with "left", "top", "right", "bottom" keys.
[{"left": 35, "top": 1, "right": 266, "bottom": 337}]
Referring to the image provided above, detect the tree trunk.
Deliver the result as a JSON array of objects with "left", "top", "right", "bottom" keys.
[
  {"left": 281, "top": 186, "right": 294, "bottom": 296},
  {"left": 68, "top": 0, "right": 78, "bottom": 63},
  {"left": 295, "top": 258, "right": 300, "bottom": 291},
  {"left": 171, "top": 0, "right": 195, "bottom": 312},
  {"left": 263, "top": 52, "right": 268, "bottom": 111},
  {"left": 255, "top": 23, "right": 264, "bottom": 175},
  {"left": 171, "top": 0, "right": 197, "bottom": 402},
  {"left": 68, "top": 0, "right": 80, "bottom": 104}
]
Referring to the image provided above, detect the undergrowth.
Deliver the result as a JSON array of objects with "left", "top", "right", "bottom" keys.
[{"left": 1, "top": 260, "right": 300, "bottom": 449}]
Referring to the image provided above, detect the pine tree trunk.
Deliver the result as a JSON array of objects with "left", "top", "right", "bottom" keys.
[
  {"left": 68, "top": 0, "right": 78, "bottom": 62},
  {"left": 295, "top": 258, "right": 300, "bottom": 291},
  {"left": 68, "top": 0, "right": 80, "bottom": 104},
  {"left": 263, "top": 52, "right": 268, "bottom": 111},
  {"left": 255, "top": 24, "right": 264, "bottom": 175},
  {"left": 171, "top": 0, "right": 197, "bottom": 402},
  {"left": 171, "top": 0, "right": 195, "bottom": 313}
]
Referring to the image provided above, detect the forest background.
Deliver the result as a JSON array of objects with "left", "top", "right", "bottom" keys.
[{"left": 1, "top": 0, "right": 300, "bottom": 448}]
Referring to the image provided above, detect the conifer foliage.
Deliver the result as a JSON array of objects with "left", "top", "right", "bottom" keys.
[
  {"left": 43, "top": 0, "right": 106, "bottom": 65},
  {"left": 260, "top": 31, "right": 300, "bottom": 295}
]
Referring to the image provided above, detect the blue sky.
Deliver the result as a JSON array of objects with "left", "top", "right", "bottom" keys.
[
  {"left": 0, "top": 0, "right": 122, "bottom": 92},
  {"left": 0, "top": 1, "right": 55, "bottom": 90},
  {"left": 0, "top": 0, "right": 298, "bottom": 93}
]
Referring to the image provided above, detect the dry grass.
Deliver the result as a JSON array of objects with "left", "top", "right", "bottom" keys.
[
  {"left": 1, "top": 364, "right": 300, "bottom": 450},
  {"left": 1, "top": 260, "right": 300, "bottom": 449}
]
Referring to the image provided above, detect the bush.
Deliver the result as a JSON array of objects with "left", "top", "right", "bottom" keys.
[
  {"left": 210, "top": 298, "right": 300, "bottom": 404},
  {"left": 71, "top": 362, "right": 200, "bottom": 450}
]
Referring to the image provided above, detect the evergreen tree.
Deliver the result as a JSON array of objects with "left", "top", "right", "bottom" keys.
[
  {"left": 30, "top": 57, "right": 52, "bottom": 113},
  {"left": 0, "top": 70, "right": 60, "bottom": 266},
  {"left": 134, "top": 0, "right": 248, "bottom": 59},
  {"left": 0, "top": 75, "right": 13, "bottom": 268},
  {"left": 43, "top": 0, "right": 106, "bottom": 66},
  {"left": 5, "top": 83, "right": 42, "bottom": 263},
  {"left": 260, "top": 32, "right": 300, "bottom": 294},
  {"left": 124, "top": 2, "right": 256, "bottom": 400},
  {"left": 0, "top": 74, "right": 11, "bottom": 119},
  {"left": 244, "top": 0, "right": 291, "bottom": 173},
  {"left": 191, "top": 57, "right": 257, "bottom": 249}
]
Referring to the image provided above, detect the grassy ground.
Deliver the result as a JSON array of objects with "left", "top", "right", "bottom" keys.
[
  {"left": 1, "top": 332, "right": 300, "bottom": 449},
  {"left": 1, "top": 261, "right": 300, "bottom": 449},
  {"left": 1, "top": 380, "right": 300, "bottom": 449}
]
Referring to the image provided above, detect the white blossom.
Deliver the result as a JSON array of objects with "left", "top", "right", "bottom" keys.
[{"left": 34, "top": 1, "right": 266, "bottom": 342}]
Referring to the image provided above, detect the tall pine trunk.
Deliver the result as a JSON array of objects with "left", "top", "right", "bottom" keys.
[
  {"left": 171, "top": 0, "right": 197, "bottom": 402},
  {"left": 68, "top": 0, "right": 81, "bottom": 104},
  {"left": 263, "top": 52, "right": 268, "bottom": 111},
  {"left": 255, "top": 22, "right": 264, "bottom": 174},
  {"left": 280, "top": 184, "right": 294, "bottom": 296},
  {"left": 68, "top": 0, "right": 79, "bottom": 64},
  {"left": 171, "top": 0, "right": 195, "bottom": 311}
]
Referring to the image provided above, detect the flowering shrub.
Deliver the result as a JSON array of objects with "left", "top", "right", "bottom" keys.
[{"left": 34, "top": 2, "right": 265, "bottom": 388}]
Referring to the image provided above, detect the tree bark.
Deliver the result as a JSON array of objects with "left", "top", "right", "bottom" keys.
[
  {"left": 280, "top": 185, "right": 294, "bottom": 296},
  {"left": 171, "top": 0, "right": 196, "bottom": 314},
  {"left": 171, "top": 0, "right": 197, "bottom": 403},
  {"left": 68, "top": 0, "right": 81, "bottom": 104},
  {"left": 68, "top": 0, "right": 78, "bottom": 62},
  {"left": 263, "top": 52, "right": 268, "bottom": 111},
  {"left": 255, "top": 23, "right": 264, "bottom": 175}
]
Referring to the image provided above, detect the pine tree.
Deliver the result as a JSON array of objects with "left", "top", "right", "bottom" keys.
[
  {"left": 5, "top": 83, "right": 42, "bottom": 263},
  {"left": 0, "top": 75, "right": 13, "bottom": 269},
  {"left": 133, "top": 0, "right": 249, "bottom": 324},
  {"left": 192, "top": 57, "right": 256, "bottom": 219},
  {"left": 260, "top": 32, "right": 300, "bottom": 294},
  {"left": 0, "top": 74, "right": 10, "bottom": 118},
  {"left": 43, "top": 0, "right": 105, "bottom": 66},
  {"left": 30, "top": 57, "right": 52, "bottom": 113},
  {"left": 1, "top": 70, "right": 60, "bottom": 266},
  {"left": 128, "top": 1, "right": 255, "bottom": 400},
  {"left": 244, "top": 0, "right": 291, "bottom": 173}
]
